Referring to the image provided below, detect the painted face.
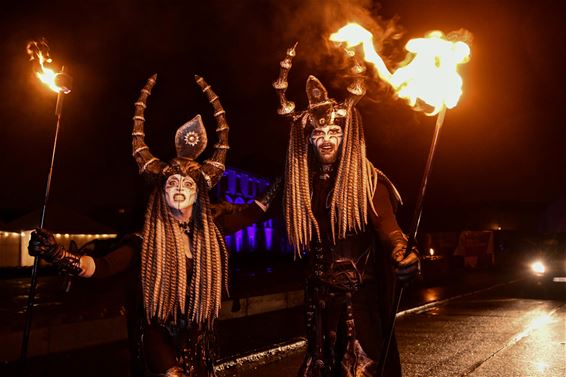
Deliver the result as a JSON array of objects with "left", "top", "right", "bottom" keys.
[
  {"left": 310, "top": 125, "right": 344, "bottom": 165},
  {"left": 164, "top": 174, "right": 197, "bottom": 211}
]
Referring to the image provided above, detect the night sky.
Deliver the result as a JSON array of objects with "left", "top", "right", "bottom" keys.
[{"left": 0, "top": 0, "right": 564, "bottom": 231}]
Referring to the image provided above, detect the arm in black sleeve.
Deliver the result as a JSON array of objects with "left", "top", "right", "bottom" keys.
[
  {"left": 213, "top": 177, "right": 282, "bottom": 234},
  {"left": 91, "top": 236, "right": 141, "bottom": 278},
  {"left": 370, "top": 178, "right": 420, "bottom": 281},
  {"left": 369, "top": 183, "right": 404, "bottom": 245},
  {"left": 215, "top": 202, "right": 266, "bottom": 235}
]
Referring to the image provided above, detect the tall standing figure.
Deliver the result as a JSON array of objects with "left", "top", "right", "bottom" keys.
[
  {"left": 273, "top": 45, "right": 420, "bottom": 377},
  {"left": 132, "top": 74, "right": 230, "bottom": 377},
  {"left": 30, "top": 74, "right": 233, "bottom": 377}
]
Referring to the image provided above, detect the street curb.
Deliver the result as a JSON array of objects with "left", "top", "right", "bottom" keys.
[{"left": 215, "top": 339, "right": 307, "bottom": 373}]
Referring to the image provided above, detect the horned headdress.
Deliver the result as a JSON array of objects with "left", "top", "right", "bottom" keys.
[
  {"left": 133, "top": 74, "right": 228, "bottom": 187},
  {"left": 273, "top": 45, "right": 378, "bottom": 253},
  {"left": 132, "top": 75, "right": 229, "bottom": 327}
]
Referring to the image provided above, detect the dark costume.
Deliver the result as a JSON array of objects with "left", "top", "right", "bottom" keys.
[{"left": 273, "top": 45, "right": 418, "bottom": 376}]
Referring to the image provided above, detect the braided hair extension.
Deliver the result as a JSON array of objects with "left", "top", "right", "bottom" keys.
[
  {"left": 188, "top": 176, "right": 227, "bottom": 327},
  {"left": 330, "top": 107, "right": 378, "bottom": 242},
  {"left": 141, "top": 175, "right": 227, "bottom": 328},
  {"left": 284, "top": 116, "right": 321, "bottom": 256}
]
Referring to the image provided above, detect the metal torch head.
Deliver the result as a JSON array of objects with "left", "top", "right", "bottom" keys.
[{"left": 54, "top": 72, "right": 73, "bottom": 94}]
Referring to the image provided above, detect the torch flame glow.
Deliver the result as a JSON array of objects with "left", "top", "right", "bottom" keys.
[
  {"left": 330, "top": 23, "right": 470, "bottom": 115},
  {"left": 26, "top": 40, "right": 69, "bottom": 94}
]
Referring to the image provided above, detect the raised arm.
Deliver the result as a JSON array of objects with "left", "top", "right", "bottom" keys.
[{"left": 28, "top": 229, "right": 139, "bottom": 278}]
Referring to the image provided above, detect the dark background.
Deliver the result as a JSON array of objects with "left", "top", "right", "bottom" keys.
[{"left": 1, "top": 0, "right": 564, "bottom": 233}]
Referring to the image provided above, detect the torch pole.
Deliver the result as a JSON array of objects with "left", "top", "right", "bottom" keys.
[
  {"left": 379, "top": 106, "right": 447, "bottom": 377},
  {"left": 20, "top": 87, "right": 66, "bottom": 363}
]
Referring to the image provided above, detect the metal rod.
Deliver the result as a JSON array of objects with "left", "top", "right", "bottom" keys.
[
  {"left": 20, "top": 89, "right": 65, "bottom": 363},
  {"left": 406, "top": 106, "right": 446, "bottom": 247},
  {"left": 379, "top": 106, "right": 447, "bottom": 377}
]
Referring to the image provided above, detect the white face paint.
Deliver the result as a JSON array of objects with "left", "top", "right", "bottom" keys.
[
  {"left": 310, "top": 125, "right": 344, "bottom": 165},
  {"left": 164, "top": 174, "right": 197, "bottom": 211}
]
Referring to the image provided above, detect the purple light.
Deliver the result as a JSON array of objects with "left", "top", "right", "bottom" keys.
[
  {"left": 264, "top": 227, "right": 273, "bottom": 250},
  {"left": 234, "top": 230, "right": 243, "bottom": 252},
  {"left": 227, "top": 170, "right": 237, "bottom": 194},
  {"left": 247, "top": 224, "right": 257, "bottom": 250}
]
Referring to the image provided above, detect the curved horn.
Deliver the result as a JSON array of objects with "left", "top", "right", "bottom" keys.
[
  {"left": 195, "top": 75, "right": 229, "bottom": 190},
  {"left": 273, "top": 42, "right": 298, "bottom": 117},
  {"left": 132, "top": 74, "right": 168, "bottom": 176},
  {"left": 345, "top": 50, "right": 366, "bottom": 107}
]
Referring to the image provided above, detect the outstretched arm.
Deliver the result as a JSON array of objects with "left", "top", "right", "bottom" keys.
[
  {"left": 212, "top": 177, "right": 282, "bottom": 234},
  {"left": 28, "top": 229, "right": 138, "bottom": 278}
]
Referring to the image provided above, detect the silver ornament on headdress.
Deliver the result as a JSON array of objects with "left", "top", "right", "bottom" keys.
[
  {"left": 305, "top": 75, "right": 347, "bottom": 129},
  {"left": 175, "top": 115, "right": 207, "bottom": 158}
]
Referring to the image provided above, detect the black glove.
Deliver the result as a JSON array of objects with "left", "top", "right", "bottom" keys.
[
  {"left": 388, "top": 231, "right": 420, "bottom": 283},
  {"left": 28, "top": 228, "right": 61, "bottom": 262},
  {"left": 255, "top": 176, "right": 283, "bottom": 211},
  {"left": 28, "top": 228, "right": 82, "bottom": 275}
]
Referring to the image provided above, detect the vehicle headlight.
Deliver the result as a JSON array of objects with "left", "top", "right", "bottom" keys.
[{"left": 530, "top": 261, "right": 545, "bottom": 274}]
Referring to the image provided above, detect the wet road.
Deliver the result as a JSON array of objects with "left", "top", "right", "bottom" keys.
[
  {"left": 221, "top": 280, "right": 566, "bottom": 377},
  {"left": 2, "top": 271, "right": 564, "bottom": 376}
]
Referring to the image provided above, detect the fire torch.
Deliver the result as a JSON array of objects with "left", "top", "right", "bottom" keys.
[
  {"left": 330, "top": 23, "right": 471, "bottom": 376},
  {"left": 21, "top": 39, "right": 73, "bottom": 363}
]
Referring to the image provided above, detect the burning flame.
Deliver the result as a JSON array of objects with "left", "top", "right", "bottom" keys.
[
  {"left": 330, "top": 23, "right": 470, "bottom": 115},
  {"left": 26, "top": 40, "right": 70, "bottom": 94}
]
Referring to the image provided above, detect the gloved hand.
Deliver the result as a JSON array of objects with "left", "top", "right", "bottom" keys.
[
  {"left": 28, "top": 228, "right": 62, "bottom": 263},
  {"left": 28, "top": 228, "right": 82, "bottom": 275},
  {"left": 388, "top": 231, "right": 420, "bottom": 283}
]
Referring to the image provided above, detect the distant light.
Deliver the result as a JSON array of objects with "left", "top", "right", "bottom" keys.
[
  {"left": 55, "top": 234, "right": 61, "bottom": 238},
  {"left": 497, "top": 226, "right": 502, "bottom": 230},
  {"left": 531, "top": 261, "right": 545, "bottom": 274},
  {"left": 429, "top": 248, "right": 435, "bottom": 256},
  {"left": 64, "top": 233, "right": 70, "bottom": 238},
  {"left": 20, "top": 232, "right": 25, "bottom": 237}
]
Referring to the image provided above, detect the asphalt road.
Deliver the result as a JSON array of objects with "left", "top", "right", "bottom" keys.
[{"left": 223, "top": 280, "right": 566, "bottom": 377}]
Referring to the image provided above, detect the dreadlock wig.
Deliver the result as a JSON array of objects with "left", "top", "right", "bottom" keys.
[
  {"left": 275, "top": 45, "right": 377, "bottom": 254},
  {"left": 141, "top": 174, "right": 228, "bottom": 326},
  {"left": 132, "top": 74, "right": 230, "bottom": 327}
]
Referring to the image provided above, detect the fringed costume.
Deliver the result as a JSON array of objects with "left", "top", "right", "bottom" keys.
[{"left": 273, "top": 45, "right": 419, "bottom": 377}]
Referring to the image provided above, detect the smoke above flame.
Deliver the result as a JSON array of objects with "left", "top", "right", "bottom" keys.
[{"left": 330, "top": 23, "right": 471, "bottom": 115}]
